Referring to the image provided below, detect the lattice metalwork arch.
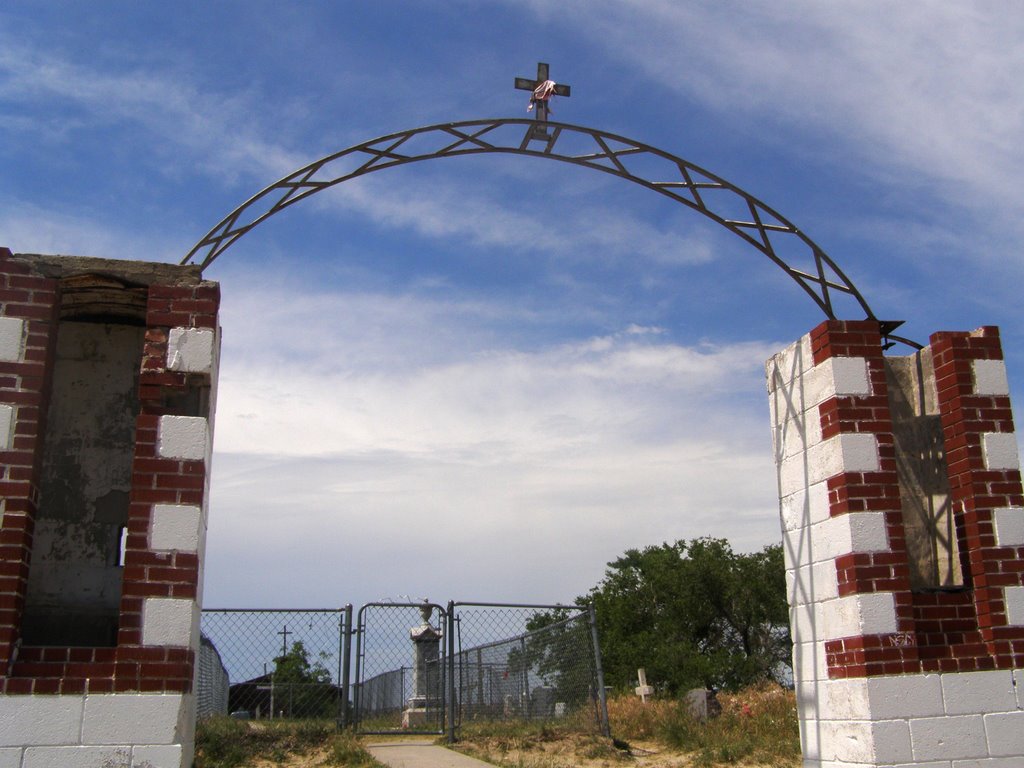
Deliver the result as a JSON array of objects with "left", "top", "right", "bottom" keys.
[{"left": 182, "top": 118, "right": 914, "bottom": 347}]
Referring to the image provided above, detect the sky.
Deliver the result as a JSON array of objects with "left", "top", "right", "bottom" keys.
[{"left": 3, "top": 1, "right": 1024, "bottom": 611}]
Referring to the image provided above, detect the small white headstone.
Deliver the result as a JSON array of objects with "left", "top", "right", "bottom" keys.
[{"left": 634, "top": 667, "right": 654, "bottom": 702}]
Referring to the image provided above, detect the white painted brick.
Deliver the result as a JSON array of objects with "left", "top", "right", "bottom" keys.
[
  {"left": 831, "top": 357, "right": 873, "bottom": 396},
  {"left": 911, "top": 715, "right": 988, "bottom": 761},
  {"left": 781, "top": 481, "right": 831, "bottom": 532},
  {"left": 867, "top": 674, "right": 944, "bottom": 719},
  {"left": 1016, "top": 669, "right": 1024, "bottom": 710},
  {"left": 871, "top": 719, "right": 914, "bottom": 763},
  {"left": 157, "top": 415, "right": 209, "bottom": 462},
  {"left": 993, "top": 507, "right": 1024, "bottom": 546},
  {"left": 0, "top": 749, "right": 22, "bottom": 768},
  {"left": 0, "top": 404, "right": 12, "bottom": 451},
  {"left": 982, "top": 432, "right": 1020, "bottom": 471},
  {"left": 800, "top": 357, "right": 871, "bottom": 412},
  {"left": 953, "top": 759, "right": 1024, "bottom": 768},
  {"left": 23, "top": 745, "right": 131, "bottom": 768},
  {"left": 820, "top": 720, "right": 875, "bottom": 763},
  {"left": 814, "top": 511, "right": 889, "bottom": 561},
  {"left": 779, "top": 432, "right": 879, "bottom": 495},
  {"left": 167, "top": 327, "right": 216, "bottom": 375},
  {"left": 984, "top": 711, "right": 1024, "bottom": 757},
  {"left": 149, "top": 504, "right": 202, "bottom": 552},
  {"left": 775, "top": 409, "right": 823, "bottom": 464},
  {"left": 879, "top": 762, "right": 951, "bottom": 768},
  {"left": 799, "top": 715, "right": 822, "bottom": 762},
  {"left": 0, "top": 695, "right": 84, "bottom": 747},
  {"left": 941, "top": 669, "right": 1018, "bottom": 716},
  {"left": 782, "top": 530, "right": 799, "bottom": 572},
  {"left": 827, "top": 358, "right": 868, "bottom": 399},
  {"left": 1004, "top": 585, "right": 1024, "bottom": 626},
  {"left": 820, "top": 719, "right": 912, "bottom": 764},
  {"left": 83, "top": 694, "right": 186, "bottom": 746},
  {"left": 796, "top": 680, "right": 826, "bottom": 723},
  {"left": 0, "top": 317, "right": 24, "bottom": 362},
  {"left": 142, "top": 598, "right": 197, "bottom": 647},
  {"left": 824, "top": 678, "right": 871, "bottom": 721},
  {"left": 788, "top": 559, "right": 839, "bottom": 606},
  {"left": 833, "top": 432, "right": 881, "bottom": 472},
  {"left": 132, "top": 744, "right": 183, "bottom": 768},
  {"left": 790, "top": 602, "right": 817, "bottom": 645},
  {"left": 765, "top": 335, "right": 813, "bottom": 392},
  {"left": 820, "top": 591, "right": 898, "bottom": 638},
  {"left": 793, "top": 639, "right": 830, "bottom": 683},
  {"left": 973, "top": 359, "right": 1010, "bottom": 396}
]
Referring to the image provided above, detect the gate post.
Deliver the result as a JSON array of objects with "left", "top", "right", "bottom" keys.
[
  {"left": 767, "top": 320, "right": 1024, "bottom": 767},
  {"left": 340, "top": 604, "right": 352, "bottom": 728},
  {"left": 587, "top": 604, "right": 611, "bottom": 738},
  {"left": 447, "top": 600, "right": 456, "bottom": 743}
]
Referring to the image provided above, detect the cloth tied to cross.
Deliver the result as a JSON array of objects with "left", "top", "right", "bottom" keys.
[{"left": 528, "top": 80, "right": 558, "bottom": 112}]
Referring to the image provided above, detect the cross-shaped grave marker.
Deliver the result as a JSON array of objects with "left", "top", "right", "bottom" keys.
[{"left": 635, "top": 667, "right": 654, "bottom": 703}]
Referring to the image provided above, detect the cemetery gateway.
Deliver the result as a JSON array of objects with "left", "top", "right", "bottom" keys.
[{"left": 1, "top": 103, "right": 1023, "bottom": 766}]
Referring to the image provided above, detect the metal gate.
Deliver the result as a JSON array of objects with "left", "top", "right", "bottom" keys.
[{"left": 353, "top": 602, "right": 449, "bottom": 735}]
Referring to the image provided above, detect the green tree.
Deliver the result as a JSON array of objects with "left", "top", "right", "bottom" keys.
[
  {"left": 272, "top": 641, "right": 336, "bottom": 719},
  {"left": 586, "top": 537, "right": 790, "bottom": 694}
]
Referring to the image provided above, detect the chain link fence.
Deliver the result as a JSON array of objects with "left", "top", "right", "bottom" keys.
[
  {"left": 199, "top": 608, "right": 352, "bottom": 723},
  {"left": 450, "top": 603, "right": 609, "bottom": 736},
  {"left": 198, "top": 601, "right": 608, "bottom": 739}
]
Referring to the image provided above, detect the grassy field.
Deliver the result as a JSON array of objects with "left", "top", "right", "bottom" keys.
[
  {"left": 194, "top": 683, "right": 799, "bottom": 767},
  {"left": 453, "top": 683, "right": 800, "bottom": 768},
  {"left": 194, "top": 718, "right": 383, "bottom": 768}
]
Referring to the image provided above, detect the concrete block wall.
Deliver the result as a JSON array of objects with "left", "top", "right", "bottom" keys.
[
  {"left": 0, "top": 249, "right": 220, "bottom": 768},
  {"left": 768, "top": 320, "right": 1024, "bottom": 767}
]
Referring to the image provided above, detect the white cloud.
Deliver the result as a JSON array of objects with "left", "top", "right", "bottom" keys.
[
  {"left": 301, "top": 162, "right": 718, "bottom": 268},
  {"left": 0, "top": 202, "right": 181, "bottom": 261},
  {"left": 0, "top": 34, "right": 720, "bottom": 273},
  {"left": 0, "top": 35, "right": 302, "bottom": 183},
  {"left": 526, "top": 1, "right": 1024, "bottom": 218},
  {"left": 203, "top": 280, "right": 783, "bottom": 606}
]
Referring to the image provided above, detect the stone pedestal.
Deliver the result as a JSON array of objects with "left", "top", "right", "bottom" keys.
[{"left": 401, "top": 605, "right": 442, "bottom": 729}]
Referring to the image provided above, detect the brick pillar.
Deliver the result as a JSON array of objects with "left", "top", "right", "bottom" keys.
[
  {"left": 0, "top": 248, "right": 59, "bottom": 679},
  {"left": 0, "top": 250, "right": 220, "bottom": 768},
  {"left": 768, "top": 321, "right": 1024, "bottom": 767}
]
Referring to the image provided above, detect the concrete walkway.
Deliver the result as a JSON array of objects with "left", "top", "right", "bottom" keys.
[{"left": 365, "top": 739, "right": 496, "bottom": 767}]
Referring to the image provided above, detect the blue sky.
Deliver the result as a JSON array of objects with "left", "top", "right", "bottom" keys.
[{"left": 3, "top": 2, "right": 1024, "bottom": 609}]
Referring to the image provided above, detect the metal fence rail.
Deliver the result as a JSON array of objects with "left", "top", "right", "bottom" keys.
[{"left": 199, "top": 607, "right": 352, "bottom": 724}]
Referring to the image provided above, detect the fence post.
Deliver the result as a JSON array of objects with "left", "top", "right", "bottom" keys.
[
  {"left": 340, "top": 604, "right": 353, "bottom": 728},
  {"left": 446, "top": 601, "right": 456, "bottom": 743},
  {"left": 352, "top": 606, "right": 365, "bottom": 730},
  {"left": 587, "top": 604, "right": 611, "bottom": 738}
]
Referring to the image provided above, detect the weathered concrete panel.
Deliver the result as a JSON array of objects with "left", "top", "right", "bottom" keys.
[
  {"left": 22, "top": 321, "right": 144, "bottom": 646},
  {"left": 885, "top": 350, "right": 961, "bottom": 589}
]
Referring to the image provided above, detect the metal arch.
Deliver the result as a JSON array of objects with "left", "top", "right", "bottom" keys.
[{"left": 182, "top": 117, "right": 918, "bottom": 348}]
